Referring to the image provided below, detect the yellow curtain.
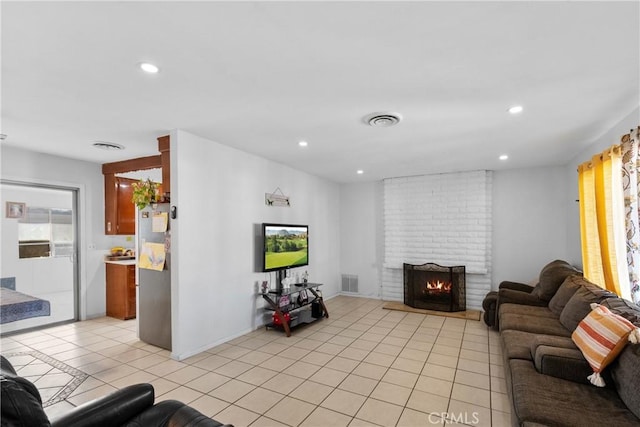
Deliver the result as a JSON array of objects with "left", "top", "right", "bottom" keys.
[
  {"left": 578, "top": 146, "right": 630, "bottom": 296},
  {"left": 578, "top": 162, "right": 604, "bottom": 286}
]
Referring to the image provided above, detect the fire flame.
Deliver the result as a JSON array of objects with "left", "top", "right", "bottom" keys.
[{"left": 423, "top": 280, "right": 452, "bottom": 294}]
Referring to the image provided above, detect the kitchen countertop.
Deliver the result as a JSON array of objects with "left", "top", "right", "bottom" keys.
[{"left": 104, "top": 259, "right": 136, "bottom": 266}]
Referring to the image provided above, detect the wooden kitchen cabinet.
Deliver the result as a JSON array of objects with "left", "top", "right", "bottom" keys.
[
  {"left": 106, "top": 263, "right": 136, "bottom": 320},
  {"left": 104, "top": 176, "right": 136, "bottom": 235},
  {"left": 116, "top": 177, "right": 135, "bottom": 235},
  {"left": 102, "top": 138, "right": 170, "bottom": 235}
]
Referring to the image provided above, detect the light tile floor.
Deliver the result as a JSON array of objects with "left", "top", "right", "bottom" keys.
[{"left": 1, "top": 296, "right": 509, "bottom": 427}]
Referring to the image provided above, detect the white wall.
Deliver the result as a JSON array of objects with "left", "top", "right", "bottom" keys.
[
  {"left": 339, "top": 167, "right": 572, "bottom": 300},
  {"left": 0, "top": 146, "right": 131, "bottom": 319},
  {"left": 170, "top": 130, "right": 341, "bottom": 360},
  {"left": 564, "top": 106, "right": 640, "bottom": 268},
  {"left": 492, "top": 166, "right": 569, "bottom": 287},
  {"left": 339, "top": 181, "right": 383, "bottom": 298}
]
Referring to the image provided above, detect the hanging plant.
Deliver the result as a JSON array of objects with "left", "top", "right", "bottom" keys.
[{"left": 131, "top": 179, "right": 158, "bottom": 210}]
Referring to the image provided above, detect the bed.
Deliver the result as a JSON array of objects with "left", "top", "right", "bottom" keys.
[{"left": 0, "top": 287, "right": 51, "bottom": 324}]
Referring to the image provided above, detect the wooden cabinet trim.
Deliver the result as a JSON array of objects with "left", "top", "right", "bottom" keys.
[
  {"left": 104, "top": 174, "right": 117, "bottom": 234},
  {"left": 158, "top": 135, "right": 170, "bottom": 152},
  {"left": 102, "top": 155, "right": 162, "bottom": 175},
  {"left": 158, "top": 135, "right": 170, "bottom": 195}
]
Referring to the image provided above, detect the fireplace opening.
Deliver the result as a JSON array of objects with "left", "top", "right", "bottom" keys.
[{"left": 403, "top": 263, "right": 466, "bottom": 312}]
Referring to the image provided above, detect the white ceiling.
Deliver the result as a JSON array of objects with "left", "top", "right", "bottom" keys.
[{"left": 2, "top": 1, "right": 638, "bottom": 183}]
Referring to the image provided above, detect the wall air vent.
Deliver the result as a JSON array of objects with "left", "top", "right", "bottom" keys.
[
  {"left": 341, "top": 274, "right": 359, "bottom": 293},
  {"left": 92, "top": 141, "right": 125, "bottom": 150},
  {"left": 365, "top": 112, "right": 402, "bottom": 127}
]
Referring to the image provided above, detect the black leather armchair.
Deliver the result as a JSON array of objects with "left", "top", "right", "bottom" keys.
[{"left": 1, "top": 355, "right": 233, "bottom": 427}]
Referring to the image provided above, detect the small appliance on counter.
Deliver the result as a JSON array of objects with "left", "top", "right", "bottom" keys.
[{"left": 105, "top": 247, "right": 135, "bottom": 261}]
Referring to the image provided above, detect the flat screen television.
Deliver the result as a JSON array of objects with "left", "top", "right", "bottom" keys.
[{"left": 262, "top": 223, "right": 309, "bottom": 273}]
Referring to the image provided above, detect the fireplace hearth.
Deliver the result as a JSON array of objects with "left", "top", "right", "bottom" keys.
[{"left": 403, "top": 263, "right": 466, "bottom": 312}]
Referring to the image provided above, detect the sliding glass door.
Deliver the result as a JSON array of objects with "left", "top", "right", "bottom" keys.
[{"left": 0, "top": 182, "right": 78, "bottom": 334}]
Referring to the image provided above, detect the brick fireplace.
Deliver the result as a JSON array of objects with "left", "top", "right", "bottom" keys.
[
  {"left": 383, "top": 171, "right": 492, "bottom": 309},
  {"left": 403, "top": 263, "right": 466, "bottom": 312}
]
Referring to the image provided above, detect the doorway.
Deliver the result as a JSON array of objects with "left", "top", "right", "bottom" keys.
[{"left": 1, "top": 182, "right": 79, "bottom": 334}]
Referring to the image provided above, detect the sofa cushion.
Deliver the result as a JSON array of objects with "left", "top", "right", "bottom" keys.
[
  {"left": 559, "top": 279, "right": 617, "bottom": 332},
  {"left": 497, "top": 288, "right": 548, "bottom": 307},
  {"left": 499, "top": 304, "right": 556, "bottom": 319},
  {"left": 529, "top": 333, "right": 577, "bottom": 355},
  {"left": 501, "top": 330, "right": 579, "bottom": 362},
  {"left": 572, "top": 304, "right": 637, "bottom": 387},
  {"left": 548, "top": 275, "right": 582, "bottom": 316},
  {"left": 500, "top": 330, "right": 536, "bottom": 360},
  {"left": 601, "top": 298, "right": 640, "bottom": 326},
  {"left": 508, "top": 359, "right": 639, "bottom": 426},
  {"left": 500, "top": 312, "right": 571, "bottom": 337},
  {"left": 533, "top": 345, "right": 594, "bottom": 385},
  {"left": 611, "top": 343, "right": 640, "bottom": 419},
  {"left": 530, "top": 260, "right": 580, "bottom": 302}
]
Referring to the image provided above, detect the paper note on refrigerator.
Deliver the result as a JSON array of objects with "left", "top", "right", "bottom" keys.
[
  {"left": 152, "top": 212, "right": 168, "bottom": 232},
  {"left": 139, "top": 242, "right": 166, "bottom": 271}
]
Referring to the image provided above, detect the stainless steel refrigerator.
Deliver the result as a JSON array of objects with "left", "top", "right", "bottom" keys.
[{"left": 137, "top": 203, "right": 171, "bottom": 350}]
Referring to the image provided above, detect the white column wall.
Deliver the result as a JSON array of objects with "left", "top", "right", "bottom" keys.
[
  {"left": 339, "top": 181, "right": 384, "bottom": 298},
  {"left": 170, "top": 130, "right": 341, "bottom": 360}
]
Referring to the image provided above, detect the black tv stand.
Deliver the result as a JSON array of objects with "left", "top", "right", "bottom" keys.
[{"left": 260, "top": 283, "right": 328, "bottom": 337}]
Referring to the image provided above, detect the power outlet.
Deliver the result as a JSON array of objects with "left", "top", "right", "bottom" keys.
[{"left": 88, "top": 244, "right": 96, "bottom": 250}]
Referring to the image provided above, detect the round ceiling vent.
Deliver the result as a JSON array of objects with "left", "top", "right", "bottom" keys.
[
  {"left": 365, "top": 112, "right": 402, "bottom": 127},
  {"left": 92, "top": 141, "right": 125, "bottom": 150}
]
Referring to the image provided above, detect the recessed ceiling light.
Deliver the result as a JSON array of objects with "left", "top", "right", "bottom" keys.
[
  {"left": 298, "top": 141, "right": 308, "bottom": 147},
  {"left": 499, "top": 154, "right": 509, "bottom": 160},
  {"left": 356, "top": 170, "right": 364, "bottom": 175},
  {"left": 508, "top": 105, "right": 523, "bottom": 114},
  {"left": 140, "top": 62, "right": 159, "bottom": 73},
  {"left": 93, "top": 141, "right": 125, "bottom": 150}
]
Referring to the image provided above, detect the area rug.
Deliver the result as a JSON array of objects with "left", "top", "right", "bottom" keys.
[
  {"left": 0, "top": 288, "right": 51, "bottom": 324},
  {"left": 382, "top": 301, "right": 482, "bottom": 321},
  {"left": 4, "top": 350, "right": 88, "bottom": 407}
]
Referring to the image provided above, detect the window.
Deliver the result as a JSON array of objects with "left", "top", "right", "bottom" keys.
[{"left": 18, "top": 207, "right": 73, "bottom": 259}]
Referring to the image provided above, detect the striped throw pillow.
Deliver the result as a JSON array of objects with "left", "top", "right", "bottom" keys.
[{"left": 572, "top": 303, "right": 637, "bottom": 387}]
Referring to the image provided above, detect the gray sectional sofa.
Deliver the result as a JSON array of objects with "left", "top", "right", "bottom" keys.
[{"left": 490, "top": 260, "right": 640, "bottom": 427}]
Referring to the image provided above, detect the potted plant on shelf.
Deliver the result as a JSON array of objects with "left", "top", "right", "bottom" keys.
[{"left": 131, "top": 179, "right": 158, "bottom": 210}]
